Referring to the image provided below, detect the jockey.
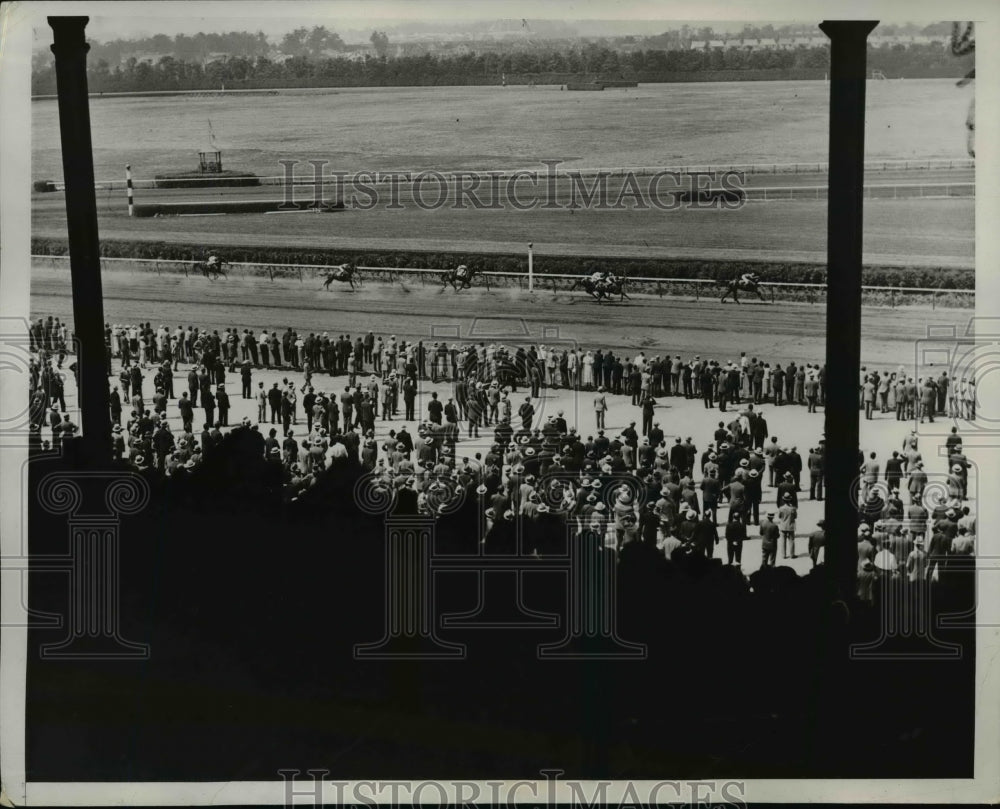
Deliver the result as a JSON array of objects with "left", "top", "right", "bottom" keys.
[
  {"left": 590, "top": 270, "right": 606, "bottom": 285},
  {"left": 206, "top": 254, "right": 220, "bottom": 269},
  {"left": 739, "top": 272, "right": 758, "bottom": 286},
  {"left": 456, "top": 265, "right": 469, "bottom": 279}
]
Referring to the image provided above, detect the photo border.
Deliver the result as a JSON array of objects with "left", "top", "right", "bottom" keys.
[{"left": 2, "top": 0, "right": 998, "bottom": 804}]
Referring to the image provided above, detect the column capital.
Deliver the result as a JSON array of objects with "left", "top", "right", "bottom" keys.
[
  {"left": 819, "top": 21, "right": 879, "bottom": 40},
  {"left": 48, "top": 16, "right": 90, "bottom": 57}
]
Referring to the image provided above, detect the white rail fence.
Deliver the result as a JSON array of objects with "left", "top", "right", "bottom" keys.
[
  {"left": 742, "top": 183, "right": 974, "bottom": 201},
  {"left": 33, "top": 254, "right": 974, "bottom": 307},
  {"left": 39, "top": 157, "right": 975, "bottom": 192}
]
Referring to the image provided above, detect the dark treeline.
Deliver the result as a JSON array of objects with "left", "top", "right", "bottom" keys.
[{"left": 31, "top": 43, "right": 972, "bottom": 95}]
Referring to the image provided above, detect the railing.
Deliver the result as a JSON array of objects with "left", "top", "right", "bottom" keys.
[
  {"left": 32, "top": 254, "right": 975, "bottom": 307},
  {"left": 743, "top": 183, "right": 975, "bottom": 201},
  {"left": 40, "top": 157, "right": 975, "bottom": 192}
]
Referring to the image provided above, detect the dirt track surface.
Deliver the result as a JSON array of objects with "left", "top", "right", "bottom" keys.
[{"left": 31, "top": 267, "right": 970, "bottom": 367}]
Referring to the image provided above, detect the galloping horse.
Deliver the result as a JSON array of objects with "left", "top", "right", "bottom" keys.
[
  {"left": 720, "top": 274, "right": 767, "bottom": 304},
  {"left": 322, "top": 263, "right": 358, "bottom": 291},
  {"left": 442, "top": 264, "right": 476, "bottom": 291},
  {"left": 197, "top": 258, "right": 228, "bottom": 281},
  {"left": 571, "top": 275, "right": 630, "bottom": 303}
]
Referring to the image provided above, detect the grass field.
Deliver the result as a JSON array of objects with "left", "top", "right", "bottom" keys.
[
  {"left": 31, "top": 79, "right": 974, "bottom": 272},
  {"left": 30, "top": 79, "right": 972, "bottom": 183}
]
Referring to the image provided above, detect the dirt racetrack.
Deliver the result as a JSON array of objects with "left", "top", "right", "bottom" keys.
[{"left": 31, "top": 266, "right": 971, "bottom": 367}]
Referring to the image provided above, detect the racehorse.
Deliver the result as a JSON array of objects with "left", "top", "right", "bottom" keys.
[
  {"left": 719, "top": 275, "right": 767, "bottom": 304},
  {"left": 442, "top": 264, "right": 477, "bottom": 291},
  {"left": 322, "top": 263, "right": 358, "bottom": 291},
  {"left": 571, "top": 275, "right": 630, "bottom": 303},
  {"left": 197, "top": 259, "right": 228, "bottom": 281}
]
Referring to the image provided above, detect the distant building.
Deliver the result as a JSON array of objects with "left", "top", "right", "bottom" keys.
[{"left": 121, "top": 52, "right": 167, "bottom": 66}]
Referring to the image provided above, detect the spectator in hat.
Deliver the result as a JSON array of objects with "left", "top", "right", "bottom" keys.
[
  {"left": 744, "top": 468, "right": 762, "bottom": 525},
  {"left": 776, "top": 472, "right": 798, "bottom": 509},
  {"left": 216, "top": 385, "right": 230, "bottom": 427},
  {"left": 764, "top": 437, "right": 781, "bottom": 486},
  {"left": 906, "top": 536, "right": 928, "bottom": 583},
  {"left": 725, "top": 511, "right": 747, "bottom": 567},
  {"left": 860, "top": 451, "right": 879, "bottom": 502},
  {"left": 856, "top": 524, "right": 875, "bottom": 566},
  {"left": 759, "top": 510, "right": 779, "bottom": 568},
  {"left": 808, "top": 519, "right": 826, "bottom": 567},
  {"left": 518, "top": 397, "right": 535, "bottom": 431},
  {"left": 693, "top": 511, "right": 719, "bottom": 559},
  {"left": 777, "top": 495, "right": 797, "bottom": 558}
]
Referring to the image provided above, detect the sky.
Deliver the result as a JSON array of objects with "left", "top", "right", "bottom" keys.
[{"left": 23, "top": 0, "right": 946, "bottom": 44}]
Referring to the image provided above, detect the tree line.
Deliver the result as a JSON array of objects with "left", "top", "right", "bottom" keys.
[{"left": 31, "top": 43, "right": 972, "bottom": 95}]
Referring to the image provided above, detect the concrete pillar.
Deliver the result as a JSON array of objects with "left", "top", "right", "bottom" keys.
[
  {"left": 819, "top": 21, "right": 878, "bottom": 599},
  {"left": 48, "top": 16, "right": 112, "bottom": 462}
]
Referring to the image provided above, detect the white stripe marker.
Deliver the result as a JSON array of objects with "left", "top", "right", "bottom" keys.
[{"left": 125, "top": 164, "right": 134, "bottom": 216}]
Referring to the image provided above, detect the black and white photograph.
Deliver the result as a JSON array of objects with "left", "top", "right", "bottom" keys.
[{"left": 1, "top": 0, "right": 998, "bottom": 804}]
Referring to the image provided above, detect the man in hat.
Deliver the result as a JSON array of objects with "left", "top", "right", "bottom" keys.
[
  {"left": 807, "top": 446, "right": 825, "bottom": 500},
  {"left": 776, "top": 472, "right": 798, "bottom": 509},
  {"left": 764, "top": 436, "right": 781, "bottom": 486},
  {"left": 808, "top": 519, "right": 826, "bottom": 567},
  {"left": 777, "top": 494, "right": 797, "bottom": 559},
  {"left": 216, "top": 384, "right": 230, "bottom": 427},
  {"left": 856, "top": 524, "right": 875, "bottom": 565},
  {"left": 744, "top": 467, "right": 762, "bottom": 525},
  {"left": 906, "top": 536, "right": 928, "bottom": 583},
  {"left": 110, "top": 424, "right": 125, "bottom": 461},
  {"left": 427, "top": 391, "right": 443, "bottom": 425},
  {"left": 692, "top": 510, "right": 719, "bottom": 558},
  {"left": 759, "top": 510, "right": 779, "bottom": 568},
  {"left": 593, "top": 387, "right": 607, "bottom": 429},
  {"left": 907, "top": 460, "right": 927, "bottom": 505},
  {"left": 176, "top": 390, "right": 194, "bottom": 433},
  {"left": 518, "top": 396, "right": 535, "bottom": 431},
  {"left": 724, "top": 511, "right": 746, "bottom": 566}
]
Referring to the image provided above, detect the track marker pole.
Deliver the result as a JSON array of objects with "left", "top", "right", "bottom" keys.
[
  {"left": 527, "top": 242, "right": 534, "bottom": 292},
  {"left": 125, "top": 163, "right": 134, "bottom": 216}
]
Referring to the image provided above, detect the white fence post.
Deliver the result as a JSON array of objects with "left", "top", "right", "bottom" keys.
[{"left": 527, "top": 243, "right": 534, "bottom": 292}]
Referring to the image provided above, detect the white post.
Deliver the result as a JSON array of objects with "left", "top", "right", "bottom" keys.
[
  {"left": 125, "top": 163, "right": 134, "bottom": 217},
  {"left": 527, "top": 242, "right": 534, "bottom": 292}
]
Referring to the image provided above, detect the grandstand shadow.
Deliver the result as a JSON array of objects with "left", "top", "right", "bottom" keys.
[{"left": 25, "top": 442, "right": 975, "bottom": 781}]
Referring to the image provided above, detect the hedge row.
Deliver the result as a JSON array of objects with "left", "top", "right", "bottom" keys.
[
  {"left": 152, "top": 172, "right": 261, "bottom": 189},
  {"left": 31, "top": 236, "right": 974, "bottom": 290}
]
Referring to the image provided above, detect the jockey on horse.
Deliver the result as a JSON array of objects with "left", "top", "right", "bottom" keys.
[
  {"left": 322, "top": 263, "right": 357, "bottom": 291},
  {"left": 573, "top": 270, "right": 629, "bottom": 303},
  {"left": 589, "top": 269, "right": 619, "bottom": 291},
  {"left": 444, "top": 264, "right": 476, "bottom": 291},
  {"left": 720, "top": 271, "right": 766, "bottom": 304},
  {"left": 201, "top": 253, "right": 227, "bottom": 280}
]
